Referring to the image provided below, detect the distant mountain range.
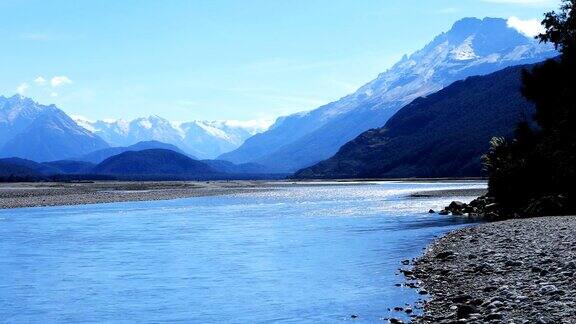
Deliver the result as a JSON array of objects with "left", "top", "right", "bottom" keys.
[
  {"left": 76, "top": 116, "right": 269, "bottom": 159},
  {"left": 0, "top": 17, "right": 561, "bottom": 181},
  {"left": 294, "top": 63, "right": 536, "bottom": 179},
  {"left": 0, "top": 95, "right": 269, "bottom": 162},
  {"left": 0, "top": 148, "right": 281, "bottom": 181},
  {"left": 219, "top": 17, "right": 557, "bottom": 172},
  {"left": 0, "top": 95, "right": 109, "bottom": 162}
]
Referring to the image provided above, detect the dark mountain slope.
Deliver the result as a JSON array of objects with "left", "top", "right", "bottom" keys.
[
  {"left": 0, "top": 157, "right": 61, "bottom": 175},
  {"left": 43, "top": 160, "right": 96, "bottom": 174},
  {"left": 76, "top": 140, "right": 192, "bottom": 164},
  {"left": 0, "top": 161, "right": 44, "bottom": 180},
  {"left": 201, "top": 159, "right": 273, "bottom": 174},
  {"left": 294, "top": 64, "right": 535, "bottom": 179},
  {"left": 92, "top": 149, "right": 217, "bottom": 179}
]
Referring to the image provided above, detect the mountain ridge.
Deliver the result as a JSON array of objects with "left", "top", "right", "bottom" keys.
[
  {"left": 294, "top": 63, "right": 537, "bottom": 179},
  {"left": 0, "top": 98, "right": 109, "bottom": 162},
  {"left": 76, "top": 116, "right": 270, "bottom": 159},
  {"left": 219, "top": 17, "right": 557, "bottom": 172}
]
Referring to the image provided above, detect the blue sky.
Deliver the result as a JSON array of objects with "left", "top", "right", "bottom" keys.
[{"left": 0, "top": 0, "right": 560, "bottom": 123}]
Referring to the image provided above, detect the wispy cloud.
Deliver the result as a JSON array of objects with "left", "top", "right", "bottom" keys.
[
  {"left": 16, "top": 83, "right": 29, "bottom": 95},
  {"left": 222, "top": 119, "right": 274, "bottom": 131},
  {"left": 15, "top": 75, "right": 73, "bottom": 98},
  {"left": 435, "top": 7, "right": 460, "bottom": 14},
  {"left": 50, "top": 76, "right": 73, "bottom": 87},
  {"left": 34, "top": 76, "right": 47, "bottom": 86},
  {"left": 507, "top": 16, "right": 546, "bottom": 36}
]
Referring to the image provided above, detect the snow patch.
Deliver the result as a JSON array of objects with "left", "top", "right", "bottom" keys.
[
  {"left": 451, "top": 37, "right": 478, "bottom": 61},
  {"left": 138, "top": 119, "right": 152, "bottom": 129}
]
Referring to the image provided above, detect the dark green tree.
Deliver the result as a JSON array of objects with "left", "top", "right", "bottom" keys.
[{"left": 484, "top": 0, "right": 576, "bottom": 218}]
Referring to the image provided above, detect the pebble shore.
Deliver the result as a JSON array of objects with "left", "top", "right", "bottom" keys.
[
  {"left": 408, "top": 216, "right": 576, "bottom": 323},
  {"left": 0, "top": 181, "right": 269, "bottom": 209}
]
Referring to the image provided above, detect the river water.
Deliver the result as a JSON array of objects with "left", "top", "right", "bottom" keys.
[{"left": 0, "top": 181, "right": 485, "bottom": 323}]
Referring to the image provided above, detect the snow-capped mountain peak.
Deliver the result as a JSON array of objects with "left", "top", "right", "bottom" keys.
[{"left": 74, "top": 116, "right": 271, "bottom": 159}]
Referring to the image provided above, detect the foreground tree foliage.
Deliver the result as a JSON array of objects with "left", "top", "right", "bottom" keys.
[{"left": 484, "top": 0, "right": 576, "bottom": 218}]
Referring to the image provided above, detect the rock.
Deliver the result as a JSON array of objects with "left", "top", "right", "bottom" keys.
[
  {"left": 475, "top": 263, "right": 495, "bottom": 274},
  {"left": 484, "top": 313, "right": 503, "bottom": 321},
  {"left": 429, "top": 209, "right": 435, "bottom": 213},
  {"left": 439, "top": 209, "right": 449, "bottom": 215},
  {"left": 456, "top": 304, "right": 478, "bottom": 319},
  {"left": 470, "top": 298, "right": 483, "bottom": 306},
  {"left": 404, "top": 307, "right": 413, "bottom": 314},
  {"left": 435, "top": 251, "right": 455, "bottom": 260},
  {"left": 350, "top": 314, "right": 358, "bottom": 319},
  {"left": 401, "top": 259, "right": 410, "bottom": 265},
  {"left": 452, "top": 294, "right": 472, "bottom": 303},
  {"left": 447, "top": 201, "right": 466, "bottom": 211},
  {"left": 484, "top": 202, "right": 499, "bottom": 210},
  {"left": 389, "top": 318, "right": 403, "bottom": 324},
  {"left": 401, "top": 269, "right": 414, "bottom": 276},
  {"left": 539, "top": 285, "right": 558, "bottom": 295},
  {"left": 505, "top": 260, "right": 523, "bottom": 267}
]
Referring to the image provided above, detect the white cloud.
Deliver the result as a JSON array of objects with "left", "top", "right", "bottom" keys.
[
  {"left": 16, "top": 83, "right": 29, "bottom": 95},
  {"left": 223, "top": 118, "right": 274, "bottom": 131},
  {"left": 34, "top": 76, "right": 47, "bottom": 86},
  {"left": 507, "top": 16, "right": 546, "bottom": 37},
  {"left": 50, "top": 76, "right": 73, "bottom": 87},
  {"left": 50, "top": 92, "right": 59, "bottom": 97}
]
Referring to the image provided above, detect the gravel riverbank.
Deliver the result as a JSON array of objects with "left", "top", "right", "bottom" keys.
[
  {"left": 0, "top": 181, "right": 272, "bottom": 209},
  {"left": 0, "top": 180, "right": 379, "bottom": 209},
  {"left": 410, "top": 216, "right": 576, "bottom": 323}
]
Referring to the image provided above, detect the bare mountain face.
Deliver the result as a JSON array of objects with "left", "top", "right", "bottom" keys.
[
  {"left": 218, "top": 17, "right": 557, "bottom": 172},
  {"left": 76, "top": 116, "right": 268, "bottom": 159},
  {"left": 0, "top": 95, "right": 52, "bottom": 148},
  {"left": 0, "top": 95, "right": 109, "bottom": 162}
]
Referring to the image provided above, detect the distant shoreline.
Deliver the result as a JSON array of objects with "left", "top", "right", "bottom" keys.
[
  {"left": 0, "top": 179, "right": 486, "bottom": 210},
  {"left": 0, "top": 181, "right": 271, "bottom": 209}
]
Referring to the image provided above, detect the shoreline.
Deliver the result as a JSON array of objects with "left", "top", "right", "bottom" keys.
[
  {"left": 0, "top": 180, "right": 486, "bottom": 210},
  {"left": 0, "top": 181, "right": 274, "bottom": 209},
  {"left": 409, "top": 216, "right": 576, "bottom": 323}
]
